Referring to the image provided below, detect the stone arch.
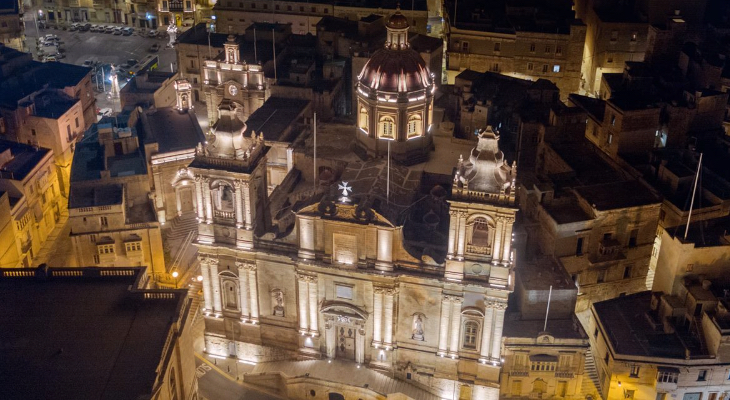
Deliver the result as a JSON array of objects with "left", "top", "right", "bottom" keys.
[
  {"left": 219, "top": 271, "right": 240, "bottom": 312},
  {"left": 359, "top": 106, "right": 369, "bottom": 132},
  {"left": 210, "top": 179, "right": 235, "bottom": 213},
  {"left": 465, "top": 214, "right": 495, "bottom": 251},
  {"left": 378, "top": 115, "right": 395, "bottom": 139},
  {"left": 407, "top": 112, "right": 422, "bottom": 138}
]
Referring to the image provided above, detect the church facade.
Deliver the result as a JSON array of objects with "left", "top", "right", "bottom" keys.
[{"left": 194, "top": 10, "right": 520, "bottom": 399}]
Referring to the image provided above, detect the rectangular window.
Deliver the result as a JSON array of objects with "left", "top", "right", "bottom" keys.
[
  {"left": 698, "top": 370, "right": 707, "bottom": 381},
  {"left": 611, "top": 115, "right": 616, "bottom": 125},
  {"left": 607, "top": 54, "right": 614, "bottom": 63},
  {"left": 576, "top": 237, "right": 584, "bottom": 256},
  {"left": 494, "top": 42, "right": 501, "bottom": 52},
  {"left": 335, "top": 284, "right": 353, "bottom": 300},
  {"left": 462, "top": 41, "right": 469, "bottom": 53},
  {"left": 274, "top": 4, "right": 279, "bottom": 9},
  {"left": 32, "top": 128, "right": 36, "bottom": 136},
  {"left": 542, "top": 64, "right": 548, "bottom": 73},
  {"left": 491, "top": 63, "right": 499, "bottom": 72},
  {"left": 529, "top": 43, "right": 535, "bottom": 52},
  {"left": 250, "top": 2, "right": 255, "bottom": 8},
  {"left": 262, "top": 3, "right": 267, "bottom": 9},
  {"left": 545, "top": 45, "right": 551, "bottom": 53},
  {"left": 100, "top": 216, "right": 108, "bottom": 227},
  {"left": 629, "top": 229, "right": 638, "bottom": 247},
  {"left": 608, "top": 134, "right": 613, "bottom": 144},
  {"left": 594, "top": 327, "right": 598, "bottom": 338},
  {"left": 75, "top": 117, "right": 79, "bottom": 128},
  {"left": 658, "top": 371, "right": 678, "bottom": 383},
  {"left": 623, "top": 265, "right": 632, "bottom": 279},
  {"left": 527, "top": 62, "right": 533, "bottom": 71},
  {"left": 97, "top": 244, "right": 114, "bottom": 254},
  {"left": 553, "top": 65, "right": 561, "bottom": 72},
  {"left": 462, "top": 321, "right": 478, "bottom": 349},
  {"left": 611, "top": 30, "right": 618, "bottom": 41},
  {"left": 630, "top": 365, "right": 640, "bottom": 377},
  {"left": 311, "top": 6, "right": 316, "bottom": 12},
  {"left": 93, "top": 254, "right": 100, "bottom": 264},
  {"left": 686, "top": 263, "right": 694, "bottom": 272},
  {"left": 185, "top": 0, "right": 191, "bottom": 8},
  {"left": 67, "top": 125, "right": 72, "bottom": 142},
  {"left": 597, "top": 270, "right": 606, "bottom": 283},
  {"left": 556, "top": 45, "right": 562, "bottom": 55},
  {"left": 631, "top": 32, "right": 637, "bottom": 42}
]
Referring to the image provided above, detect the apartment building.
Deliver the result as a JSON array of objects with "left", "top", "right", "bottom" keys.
[
  {"left": 68, "top": 110, "right": 165, "bottom": 279},
  {"left": 0, "top": 140, "right": 62, "bottom": 268},
  {"left": 444, "top": 0, "right": 586, "bottom": 100}
]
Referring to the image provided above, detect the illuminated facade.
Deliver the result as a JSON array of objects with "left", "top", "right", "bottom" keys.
[
  {"left": 202, "top": 35, "right": 267, "bottom": 127},
  {"left": 354, "top": 9, "right": 435, "bottom": 165}
]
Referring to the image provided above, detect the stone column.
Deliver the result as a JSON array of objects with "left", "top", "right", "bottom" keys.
[
  {"left": 447, "top": 210, "right": 457, "bottom": 258},
  {"left": 236, "top": 262, "right": 250, "bottom": 320},
  {"left": 480, "top": 305, "right": 495, "bottom": 361},
  {"left": 308, "top": 277, "right": 319, "bottom": 334},
  {"left": 247, "top": 265, "right": 259, "bottom": 323},
  {"left": 153, "top": 172, "right": 164, "bottom": 209},
  {"left": 209, "top": 258, "right": 222, "bottom": 313},
  {"left": 175, "top": 188, "right": 182, "bottom": 216},
  {"left": 375, "top": 229, "right": 393, "bottom": 271},
  {"left": 286, "top": 147, "right": 294, "bottom": 172},
  {"left": 195, "top": 176, "right": 205, "bottom": 219},
  {"left": 356, "top": 326, "right": 365, "bottom": 364},
  {"left": 297, "top": 275, "right": 309, "bottom": 333},
  {"left": 502, "top": 218, "right": 514, "bottom": 263},
  {"left": 438, "top": 296, "right": 450, "bottom": 355},
  {"left": 456, "top": 212, "right": 467, "bottom": 259},
  {"left": 448, "top": 297, "right": 463, "bottom": 356},
  {"left": 234, "top": 180, "right": 244, "bottom": 228},
  {"left": 490, "top": 302, "right": 507, "bottom": 360},
  {"left": 203, "top": 178, "right": 213, "bottom": 223},
  {"left": 325, "top": 317, "right": 336, "bottom": 359},
  {"left": 383, "top": 288, "right": 395, "bottom": 346},
  {"left": 373, "top": 288, "right": 383, "bottom": 345},
  {"left": 493, "top": 217, "right": 504, "bottom": 262},
  {"left": 298, "top": 217, "right": 315, "bottom": 260},
  {"left": 243, "top": 181, "right": 252, "bottom": 229},
  {"left": 200, "top": 259, "right": 213, "bottom": 311}
]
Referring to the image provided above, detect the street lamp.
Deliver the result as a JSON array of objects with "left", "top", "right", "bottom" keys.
[
  {"left": 171, "top": 270, "right": 179, "bottom": 288},
  {"left": 197, "top": 275, "right": 203, "bottom": 282}
]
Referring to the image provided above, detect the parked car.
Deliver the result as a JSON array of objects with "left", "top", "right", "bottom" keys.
[
  {"left": 96, "top": 107, "right": 113, "bottom": 121},
  {"left": 104, "top": 25, "right": 115, "bottom": 33},
  {"left": 148, "top": 30, "right": 158, "bottom": 38},
  {"left": 43, "top": 34, "right": 58, "bottom": 41},
  {"left": 149, "top": 43, "right": 160, "bottom": 52},
  {"left": 69, "top": 23, "right": 79, "bottom": 31},
  {"left": 89, "top": 24, "right": 100, "bottom": 32},
  {"left": 80, "top": 23, "right": 91, "bottom": 31},
  {"left": 112, "top": 27, "right": 123, "bottom": 35},
  {"left": 122, "top": 27, "right": 133, "bottom": 36},
  {"left": 42, "top": 56, "right": 57, "bottom": 63},
  {"left": 125, "top": 59, "right": 138, "bottom": 68},
  {"left": 82, "top": 59, "right": 94, "bottom": 67}
]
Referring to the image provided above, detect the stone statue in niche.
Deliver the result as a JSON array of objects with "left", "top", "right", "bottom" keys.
[
  {"left": 412, "top": 314, "right": 425, "bottom": 341},
  {"left": 272, "top": 289, "right": 285, "bottom": 317}
]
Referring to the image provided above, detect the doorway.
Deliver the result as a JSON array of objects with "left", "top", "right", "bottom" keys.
[
  {"left": 336, "top": 325, "right": 355, "bottom": 360},
  {"left": 179, "top": 187, "right": 194, "bottom": 213}
]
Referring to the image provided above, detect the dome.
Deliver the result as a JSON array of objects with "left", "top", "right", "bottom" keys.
[
  {"left": 386, "top": 10, "right": 409, "bottom": 29},
  {"left": 358, "top": 48, "right": 432, "bottom": 92}
]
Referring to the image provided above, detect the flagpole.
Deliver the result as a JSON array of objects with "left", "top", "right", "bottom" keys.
[
  {"left": 543, "top": 285, "right": 552, "bottom": 332},
  {"left": 272, "top": 28, "right": 277, "bottom": 81},
  {"left": 685, "top": 153, "right": 703, "bottom": 240},
  {"left": 313, "top": 112, "right": 317, "bottom": 190},
  {"left": 387, "top": 140, "right": 390, "bottom": 204},
  {"left": 253, "top": 27, "right": 257, "bottom": 63}
]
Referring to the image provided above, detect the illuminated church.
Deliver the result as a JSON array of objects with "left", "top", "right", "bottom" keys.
[{"left": 192, "top": 10, "right": 519, "bottom": 399}]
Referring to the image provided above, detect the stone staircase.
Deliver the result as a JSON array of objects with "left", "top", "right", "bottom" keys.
[
  {"left": 165, "top": 212, "right": 199, "bottom": 241},
  {"left": 645, "top": 266, "right": 656, "bottom": 290},
  {"left": 581, "top": 351, "right": 601, "bottom": 399}
]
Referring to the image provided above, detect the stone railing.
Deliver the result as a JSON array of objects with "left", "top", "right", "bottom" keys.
[
  {"left": 466, "top": 244, "right": 491, "bottom": 255},
  {"left": 214, "top": 210, "right": 235, "bottom": 219}
]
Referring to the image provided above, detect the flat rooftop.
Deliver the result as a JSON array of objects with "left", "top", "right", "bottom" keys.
[
  {"left": 0, "top": 140, "right": 51, "bottom": 181},
  {"left": 68, "top": 184, "right": 123, "bottom": 209},
  {"left": 575, "top": 180, "right": 660, "bottom": 211},
  {"left": 142, "top": 108, "right": 205, "bottom": 154},
  {"left": 503, "top": 317, "right": 586, "bottom": 340},
  {"left": 594, "top": 292, "right": 692, "bottom": 359},
  {"left": 0, "top": 267, "right": 187, "bottom": 399},
  {"left": 543, "top": 196, "right": 593, "bottom": 224},
  {"left": 244, "top": 97, "right": 310, "bottom": 142}
]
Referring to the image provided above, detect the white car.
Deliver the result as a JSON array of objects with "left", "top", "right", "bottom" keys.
[{"left": 96, "top": 108, "right": 113, "bottom": 121}]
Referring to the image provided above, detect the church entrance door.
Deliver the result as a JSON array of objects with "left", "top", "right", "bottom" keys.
[
  {"left": 180, "top": 186, "right": 194, "bottom": 213},
  {"left": 336, "top": 324, "right": 356, "bottom": 360}
]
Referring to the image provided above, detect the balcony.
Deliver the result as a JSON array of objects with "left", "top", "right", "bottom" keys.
[
  {"left": 555, "top": 370, "right": 575, "bottom": 379},
  {"left": 509, "top": 367, "right": 529, "bottom": 377},
  {"left": 214, "top": 210, "right": 235, "bottom": 219},
  {"left": 466, "top": 244, "right": 492, "bottom": 256}
]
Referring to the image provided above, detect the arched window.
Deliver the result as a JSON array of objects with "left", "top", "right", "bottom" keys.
[
  {"left": 471, "top": 217, "right": 490, "bottom": 247},
  {"left": 532, "top": 378, "right": 547, "bottom": 394},
  {"left": 379, "top": 116, "right": 395, "bottom": 139},
  {"left": 212, "top": 181, "right": 235, "bottom": 212},
  {"left": 222, "top": 279, "right": 239, "bottom": 310},
  {"left": 462, "top": 320, "right": 479, "bottom": 349},
  {"left": 359, "top": 107, "right": 368, "bottom": 132},
  {"left": 407, "top": 113, "right": 422, "bottom": 138},
  {"left": 169, "top": 367, "right": 178, "bottom": 400}
]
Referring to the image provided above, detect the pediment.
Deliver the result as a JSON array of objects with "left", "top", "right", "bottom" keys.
[{"left": 297, "top": 201, "right": 394, "bottom": 228}]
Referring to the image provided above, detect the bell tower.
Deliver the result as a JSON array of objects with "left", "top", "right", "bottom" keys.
[
  {"left": 445, "top": 126, "right": 517, "bottom": 285},
  {"left": 175, "top": 79, "right": 192, "bottom": 111},
  {"left": 223, "top": 34, "right": 239, "bottom": 64}
]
